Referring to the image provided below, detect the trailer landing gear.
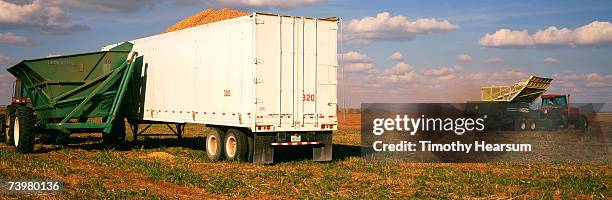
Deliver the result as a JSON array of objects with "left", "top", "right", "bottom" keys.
[{"left": 127, "top": 120, "right": 185, "bottom": 142}]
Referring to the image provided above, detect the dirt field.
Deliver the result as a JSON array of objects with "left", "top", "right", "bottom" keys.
[{"left": 0, "top": 113, "right": 610, "bottom": 199}]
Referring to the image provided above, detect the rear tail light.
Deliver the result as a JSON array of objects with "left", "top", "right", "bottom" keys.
[
  {"left": 257, "top": 125, "right": 273, "bottom": 131},
  {"left": 321, "top": 124, "right": 335, "bottom": 129}
]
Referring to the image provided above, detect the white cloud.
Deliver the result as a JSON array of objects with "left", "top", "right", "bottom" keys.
[
  {"left": 339, "top": 51, "right": 374, "bottom": 72},
  {"left": 389, "top": 52, "right": 404, "bottom": 62},
  {"left": 543, "top": 57, "right": 558, "bottom": 64},
  {"left": 344, "top": 12, "right": 459, "bottom": 44},
  {"left": 345, "top": 63, "right": 373, "bottom": 72},
  {"left": 0, "top": 54, "right": 16, "bottom": 63},
  {"left": 457, "top": 53, "right": 472, "bottom": 63},
  {"left": 551, "top": 72, "right": 612, "bottom": 94},
  {"left": 339, "top": 51, "right": 373, "bottom": 63},
  {"left": 0, "top": 32, "right": 39, "bottom": 45},
  {"left": 574, "top": 21, "right": 612, "bottom": 46},
  {"left": 485, "top": 57, "right": 504, "bottom": 64},
  {"left": 383, "top": 62, "right": 413, "bottom": 75},
  {"left": 479, "top": 29, "right": 533, "bottom": 48},
  {"left": 532, "top": 26, "right": 574, "bottom": 46},
  {"left": 382, "top": 71, "right": 415, "bottom": 82},
  {"left": 422, "top": 66, "right": 462, "bottom": 77},
  {"left": 480, "top": 21, "right": 612, "bottom": 48},
  {"left": 0, "top": 0, "right": 88, "bottom": 34}
]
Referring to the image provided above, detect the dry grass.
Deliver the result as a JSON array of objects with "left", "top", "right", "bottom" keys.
[{"left": 0, "top": 117, "right": 610, "bottom": 199}]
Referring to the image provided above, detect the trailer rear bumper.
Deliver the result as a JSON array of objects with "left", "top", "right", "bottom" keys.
[
  {"left": 271, "top": 141, "right": 321, "bottom": 146},
  {"left": 253, "top": 131, "right": 332, "bottom": 164}
]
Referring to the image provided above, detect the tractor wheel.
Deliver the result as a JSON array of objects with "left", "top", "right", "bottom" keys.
[
  {"left": 0, "top": 114, "right": 5, "bottom": 143},
  {"left": 4, "top": 105, "right": 17, "bottom": 144},
  {"left": 13, "top": 106, "right": 36, "bottom": 153},
  {"left": 224, "top": 129, "right": 248, "bottom": 161},
  {"left": 576, "top": 115, "right": 588, "bottom": 130},
  {"left": 206, "top": 127, "right": 225, "bottom": 161},
  {"left": 103, "top": 117, "right": 126, "bottom": 146},
  {"left": 559, "top": 114, "right": 568, "bottom": 129}
]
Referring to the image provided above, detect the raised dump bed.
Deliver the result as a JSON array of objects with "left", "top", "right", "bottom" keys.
[
  {"left": 5, "top": 42, "right": 137, "bottom": 152},
  {"left": 481, "top": 76, "right": 553, "bottom": 103}
]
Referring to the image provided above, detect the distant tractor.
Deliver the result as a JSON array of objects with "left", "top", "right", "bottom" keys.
[
  {"left": 467, "top": 75, "right": 588, "bottom": 131},
  {"left": 540, "top": 94, "right": 588, "bottom": 129}
]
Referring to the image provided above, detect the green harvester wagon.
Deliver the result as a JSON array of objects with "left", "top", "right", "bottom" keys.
[{"left": 4, "top": 42, "right": 137, "bottom": 152}]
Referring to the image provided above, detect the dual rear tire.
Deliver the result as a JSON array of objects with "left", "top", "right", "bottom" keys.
[
  {"left": 206, "top": 128, "right": 249, "bottom": 162},
  {"left": 10, "top": 106, "right": 36, "bottom": 153},
  {"left": 514, "top": 119, "right": 537, "bottom": 131}
]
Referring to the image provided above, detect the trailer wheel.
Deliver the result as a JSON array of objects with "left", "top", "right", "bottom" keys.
[
  {"left": 13, "top": 106, "right": 35, "bottom": 153},
  {"left": 4, "top": 105, "right": 16, "bottom": 144},
  {"left": 514, "top": 119, "right": 527, "bottom": 131},
  {"left": 224, "top": 129, "right": 248, "bottom": 161},
  {"left": 41, "top": 130, "right": 69, "bottom": 145},
  {"left": 528, "top": 120, "right": 537, "bottom": 131},
  {"left": 206, "top": 128, "right": 225, "bottom": 161}
]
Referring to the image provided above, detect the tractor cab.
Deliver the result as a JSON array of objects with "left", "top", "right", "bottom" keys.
[
  {"left": 539, "top": 93, "right": 587, "bottom": 128},
  {"left": 11, "top": 79, "right": 29, "bottom": 106},
  {"left": 541, "top": 94, "right": 568, "bottom": 108}
]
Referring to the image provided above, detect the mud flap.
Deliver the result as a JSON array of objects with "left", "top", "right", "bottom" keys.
[
  {"left": 253, "top": 133, "right": 275, "bottom": 164},
  {"left": 313, "top": 131, "right": 332, "bottom": 162}
]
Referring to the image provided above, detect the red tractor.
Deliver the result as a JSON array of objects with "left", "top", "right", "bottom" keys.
[
  {"left": 2, "top": 80, "right": 29, "bottom": 145},
  {"left": 540, "top": 94, "right": 588, "bottom": 129}
]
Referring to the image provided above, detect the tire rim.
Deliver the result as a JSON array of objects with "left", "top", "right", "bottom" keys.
[
  {"left": 13, "top": 117, "right": 19, "bottom": 146},
  {"left": 207, "top": 135, "right": 217, "bottom": 156},
  {"left": 226, "top": 135, "right": 237, "bottom": 158},
  {"left": 530, "top": 122, "right": 536, "bottom": 130},
  {"left": 4, "top": 114, "right": 9, "bottom": 142},
  {"left": 520, "top": 122, "right": 526, "bottom": 130}
]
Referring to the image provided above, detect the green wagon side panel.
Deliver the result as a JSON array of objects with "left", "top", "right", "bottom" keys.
[{"left": 6, "top": 43, "right": 133, "bottom": 121}]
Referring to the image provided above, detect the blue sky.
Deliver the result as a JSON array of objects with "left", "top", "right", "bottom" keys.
[{"left": 1, "top": 0, "right": 611, "bottom": 107}]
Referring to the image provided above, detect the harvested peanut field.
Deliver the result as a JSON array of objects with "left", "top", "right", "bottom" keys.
[{"left": 0, "top": 115, "right": 610, "bottom": 199}]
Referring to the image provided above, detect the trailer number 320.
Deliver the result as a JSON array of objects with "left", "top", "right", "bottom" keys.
[{"left": 303, "top": 94, "right": 315, "bottom": 102}]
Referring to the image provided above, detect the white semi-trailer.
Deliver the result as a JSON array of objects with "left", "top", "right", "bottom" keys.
[{"left": 103, "top": 13, "right": 338, "bottom": 163}]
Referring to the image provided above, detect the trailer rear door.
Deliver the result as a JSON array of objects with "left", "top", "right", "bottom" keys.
[{"left": 254, "top": 14, "right": 338, "bottom": 131}]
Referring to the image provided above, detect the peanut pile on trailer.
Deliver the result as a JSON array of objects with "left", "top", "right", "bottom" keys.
[
  {"left": 2, "top": 8, "right": 339, "bottom": 164},
  {"left": 163, "top": 8, "right": 248, "bottom": 33}
]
